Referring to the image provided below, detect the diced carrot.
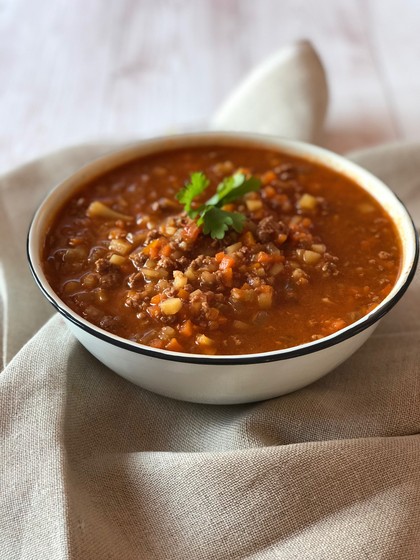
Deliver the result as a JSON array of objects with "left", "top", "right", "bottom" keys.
[
  {"left": 150, "top": 239, "right": 162, "bottom": 259},
  {"left": 107, "top": 227, "right": 125, "bottom": 240},
  {"left": 259, "top": 284, "right": 273, "bottom": 294},
  {"left": 166, "top": 337, "right": 184, "bottom": 352},
  {"left": 221, "top": 203, "right": 235, "bottom": 212},
  {"left": 179, "top": 319, "right": 194, "bottom": 338},
  {"left": 261, "top": 170, "right": 276, "bottom": 185},
  {"left": 202, "top": 346, "right": 217, "bottom": 355},
  {"left": 219, "top": 255, "right": 235, "bottom": 270},
  {"left": 263, "top": 185, "right": 276, "bottom": 199},
  {"left": 277, "top": 233, "right": 288, "bottom": 245},
  {"left": 241, "top": 231, "right": 255, "bottom": 247},
  {"left": 257, "top": 291, "right": 273, "bottom": 309},
  {"left": 178, "top": 288, "right": 190, "bottom": 300},
  {"left": 150, "top": 294, "right": 163, "bottom": 304},
  {"left": 222, "top": 267, "right": 233, "bottom": 286},
  {"left": 160, "top": 243, "right": 172, "bottom": 257},
  {"left": 69, "top": 237, "right": 85, "bottom": 246},
  {"left": 143, "top": 238, "right": 166, "bottom": 259},
  {"left": 147, "top": 306, "right": 161, "bottom": 318},
  {"left": 149, "top": 338, "right": 164, "bottom": 349},
  {"left": 215, "top": 252, "right": 225, "bottom": 263},
  {"left": 182, "top": 222, "right": 201, "bottom": 241},
  {"left": 256, "top": 251, "right": 273, "bottom": 264}
]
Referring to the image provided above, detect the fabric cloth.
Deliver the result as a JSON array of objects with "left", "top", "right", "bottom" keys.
[
  {"left": 1, "top": 42, "right": 420, "bottom": 559},
  {"left": 211, "top": 40, "right": 328, "bottom": 143}
]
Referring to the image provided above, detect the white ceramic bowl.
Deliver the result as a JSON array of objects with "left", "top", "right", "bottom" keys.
[{"left": 27, "top": 132, "right": 419, "bottom": 404}]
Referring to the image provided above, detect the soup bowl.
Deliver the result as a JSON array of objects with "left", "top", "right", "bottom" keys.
[{"left": 27, "top": 132, "right": 418, "bottom": 404}]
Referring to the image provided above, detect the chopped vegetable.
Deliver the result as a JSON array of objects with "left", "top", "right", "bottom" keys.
[{"left": 86, "top": 201, "right": 133, "bottom": 222}]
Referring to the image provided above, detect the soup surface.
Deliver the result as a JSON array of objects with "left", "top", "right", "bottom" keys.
[{"left": 43, "top": 144, "right": 401, "bottom": 355}]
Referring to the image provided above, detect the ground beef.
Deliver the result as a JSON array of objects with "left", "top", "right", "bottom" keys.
[
  {"left": 256, "top": 216, "right": 289, "bottom": 243},
  {"left": 95, "top": 258, "right": 122, "bottom": 288}
]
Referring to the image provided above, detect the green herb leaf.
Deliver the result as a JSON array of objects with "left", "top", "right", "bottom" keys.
[
  {"left": 176, "top": 172, "right": 209, "bottom": 215},
  {"left": 176, "top": 171, "right": 261, "bottom": 239},
  {"left": 206, "top": 173, "right": 260, "bottom": 206},
  {"left": 199, "top": 207, "right": 246, "bottom": 239}
]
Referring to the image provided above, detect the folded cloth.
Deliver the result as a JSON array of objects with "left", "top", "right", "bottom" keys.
[
  {"left": 211, "top": 40, "right": 328, "bottom": 143},
  {"left": 1, "top": 43, "right": 419, "bottom": 560}
]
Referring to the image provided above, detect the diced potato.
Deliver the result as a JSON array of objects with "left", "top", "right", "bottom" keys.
[
  {"left": 226, "top": 242, "right": 242, "bottom": 254},
  {"left": 196, "top": 334, "right": 215, "bottom": 347},
  {"left": 173, "top": 271, "right": 188, "bottom": 289},
  {"left": 82, "top": 273, "right": 98, "bottom": 289},
  {"left": 230, "top": 288, "right": 254, "bottom": 302},
  {"left": 266, "top": 242, "right": 281, "bottom": 255},
  {"left": 184, "top": 267, "right": 196, "bottom": 281},
  {"left": 257, "top": 289, "right": 273, "bottom": 310},
  {"left": 63, "top": 246, "right": 88, "bottom": 262},
  {"left": 292, "top": 268, "right": 306, "bottom": 280},
  {"left": 145, "top": 259, "right": 157, "bottom": 269},
  {"left": 109, "top": 238, "right": 131, "bottom": 255},
  {"left": 62, "top": 280, "right": 80, "bottom": 294},
  {"left": 201, "top": 270, "right": 215, "bottom": 284},
  {"left": 303, "top": 250, "right": 322, "bottom": 265},
  {"left": 110, "top": 254, "right": 127, "bottom": 266},
  {"left": 160, "top": 298, "right": 183, "bottom": 315},
  {"left": 156, "top": 279, "right": 170, "bottom": 291},
  {"left": 270, "top": 262, "right": 284, "bottom": 276},
  {"left": 311, "top": 243, "right": 326, "bottom": 254},
  {"left": 297, "top": 193, "right": 317, "bottom": 211},
  {"left": 233, "top": 320, "right": 250, "bottom": 331},
  {"left": 159, "top": 326, "right": 176, "bottom": 340},
  {"left": 246, "top": 199, "right": 263, "bottom": 211},
  {"left": 86, "top": 201, "right": 133, "bottom": 222},
  {"left": 212, "top": 161, "right": 234, "bottom": 175},
  {"left": 141, "top": 268, "right": 169, "bottom": 280}
]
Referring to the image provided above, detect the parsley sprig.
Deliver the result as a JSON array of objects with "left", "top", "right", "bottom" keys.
[{"left": 176, "top": 172, "right": 261, "bottom": 239}]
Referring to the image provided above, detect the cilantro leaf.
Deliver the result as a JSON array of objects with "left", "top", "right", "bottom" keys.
[
  {"left": 176, "top": 172, "right": 209, "bottom": 215},
  {"left": 200, "top": 207, "right": 246, "bottom": 239},
  {"left": 206, "top": 173, "right": 260, "bottom": 207},
  {"left": 175, "top": 171, "right": 262, "bottom": 239}
]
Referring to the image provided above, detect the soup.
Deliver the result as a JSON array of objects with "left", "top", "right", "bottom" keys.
[{"left": 43, "top": 144, "right": 401, "bottom": 355}]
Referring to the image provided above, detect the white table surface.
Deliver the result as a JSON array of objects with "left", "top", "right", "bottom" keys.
[{"left": 1, "top": 0, "right": 419, "bottom": 175}]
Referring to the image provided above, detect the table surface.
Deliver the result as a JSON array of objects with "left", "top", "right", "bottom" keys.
[{"left": 1, "top": 0, "right": 419, "bottom": 175}]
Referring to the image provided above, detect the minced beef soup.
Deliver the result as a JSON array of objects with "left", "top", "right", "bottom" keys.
[{"left": 43, "top": 144, "right": 401, "bottom": 355}]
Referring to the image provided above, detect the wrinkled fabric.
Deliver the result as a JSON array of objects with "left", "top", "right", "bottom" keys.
[{"left": 1, "top": 41, "right": 420, "bottom": 560}]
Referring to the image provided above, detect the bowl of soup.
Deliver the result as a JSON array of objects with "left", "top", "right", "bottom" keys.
[{"left": 27, "top": 132, "right": 418, "bottom": 404}]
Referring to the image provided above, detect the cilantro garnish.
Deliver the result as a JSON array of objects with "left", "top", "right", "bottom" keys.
[
  {"left": 176, "top": 172, "right": 261, "bottom": 239},
  {"left": 176, "top": 172, "right": 209, "bottom": 216}
]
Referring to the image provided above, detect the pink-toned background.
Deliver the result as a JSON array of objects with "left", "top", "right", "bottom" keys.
[{"left": 1, "top": 0, "right": 419, "bottom": 174}]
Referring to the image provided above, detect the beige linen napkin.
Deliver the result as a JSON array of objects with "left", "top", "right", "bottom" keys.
[{"left": 1, "top": 43, "right": 420, "bottom": 560}]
